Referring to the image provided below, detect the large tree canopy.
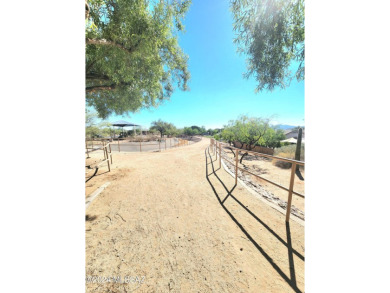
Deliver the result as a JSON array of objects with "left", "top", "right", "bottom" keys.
[
  {"left": 231, "top": 0, "right": 304, "bottom": 91},
  {"left": 86, "top": 0, "right": 191, "bottom": 118}
]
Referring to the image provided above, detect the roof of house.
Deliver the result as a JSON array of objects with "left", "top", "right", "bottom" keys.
[
  {"left": 284, "top": 129, "right": 305, "bottom": 135},
  {"left": 281, "top": 137, "right": 305, "bottom": 144}
]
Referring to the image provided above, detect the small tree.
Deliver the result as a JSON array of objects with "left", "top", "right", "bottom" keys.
[
  {"left": 221, "top": 126, "right": 235, "bottom": 145},
  {"left": 85, "top": 110, "right": 101, "bottom": 138},
  {"left": 183, "top": 127, "right": 196, "bottom": 137},
  {"left": 222, "top": 115, "right": 270, "bottom": 163},
  {"left": 166, "top": 125, "right": 178, "bottom": 137},
  {"left": 150, "top": 119, "right": 175, "bottom": 138}
]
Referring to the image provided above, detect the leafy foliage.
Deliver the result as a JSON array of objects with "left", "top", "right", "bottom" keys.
[
  {"left": 263, "top": 127, "right": 286, "bottom": 148},
  {"left": 207, "top": 128, "right": 221, "bottom": 136},
  {"left": 86, "top": 0, "right": 192, "bottom": 118},
  {"left": 231, "top": 0, "right": 304, "bottom": 91},
  {"left": 183, "top": 127, "right": 197, "bottom": 136},
  {"left": 221, "top": 115, "right": 270, "bottom": 148},
  {"left": 150, "top": 119, "right": 176, "bottom": 137},
  {"left": 220, "top": 115, "right": 286, "bottom": 162},
  {"left": 85, "top": 110, "right": 115, "bottom": 138}
]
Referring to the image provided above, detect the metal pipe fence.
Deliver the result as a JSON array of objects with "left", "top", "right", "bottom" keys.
[
  {"left": 210, "top": 138, "right": 304, "bottom": 222},
  {"left": 104, "top": 136, "right": 200, "bottom": 153}
]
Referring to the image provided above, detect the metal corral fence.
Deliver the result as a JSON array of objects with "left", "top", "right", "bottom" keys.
[
  {"left": 86, "top": 136, "right": 202, "bottom": 154},
  {"left": 108, "top": 136, "right": 201, "bottom": 153},
  {"left": 210, "top": 138, "right": 305, "bottom": 222}
]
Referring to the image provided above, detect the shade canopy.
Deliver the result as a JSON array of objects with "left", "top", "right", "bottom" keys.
[{"left": 111, "top": 120, "right": 139, "bottom": 127}]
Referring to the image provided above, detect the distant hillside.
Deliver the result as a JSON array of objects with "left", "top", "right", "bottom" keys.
[{"left": 273, "top": 124, "right": 296, "bottom": 130}]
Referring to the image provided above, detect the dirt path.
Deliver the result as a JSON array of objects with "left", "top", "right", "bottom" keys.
[{"left": 86, "top": 138, "right": 304, "bottom": 292}]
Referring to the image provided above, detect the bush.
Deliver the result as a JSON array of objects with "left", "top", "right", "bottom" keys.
[{"left": 273, "top": 144, "right": 305, "bottom": 169}]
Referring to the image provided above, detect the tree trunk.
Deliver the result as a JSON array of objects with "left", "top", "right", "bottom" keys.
[
  {"left": 85, "top": 1, "right": 90, "bottom": 20},
  {"left": 240, "top": 152, "right": 248, "bottom": 164}
]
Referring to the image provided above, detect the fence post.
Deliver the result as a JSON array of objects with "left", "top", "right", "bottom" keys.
[
  {"left": 219, "top": 142, "right": 221, "bottom": 169},
  {"left": 118, "top": 138, "right": 120, "bottom": 152},
  {"left": 139, "top": 141, "right": 142, "bottom": 152},
  {"left": 103, "top": 141, "right": 106, "bottom": 159},
  {"left": 106, "top": 146, "right": 111, "bottom": 172},
  {"left": 86, "top": 141, "right": 89, "bottom": 157},
  {"left": 159, "top": 140, "right": 161, "bottom": 151},
  {"left": 109, "top": 143, "right": 112, "bottom": 164},
  {"left": 235, "top": 148, "right": 238, "bottom": 185},
  {"left": 286, "top": 162, "right": 297, "bottom": 222},
  {"left": 165, "top": 139, "right": 167, "bottom": 150}
]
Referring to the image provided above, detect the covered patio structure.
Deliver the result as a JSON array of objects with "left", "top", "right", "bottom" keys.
[{"left": 112, "top": 120, "right": 141, "bottom": 139}]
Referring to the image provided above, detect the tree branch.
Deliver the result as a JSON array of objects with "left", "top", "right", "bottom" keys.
[
  {"left": 86, "top": 59, "right": 97, "bottom": 73},
  {"left": 86, "top": 84, "right": 117, "bottom": 92},
  {"left": 86, "top": 73, "right": 110, "bottom": 80},
  {"left": 86, "top": 38, "right": 137, "bottom": 55},
  {"left": 86, "top": 80, "right": 133, "bottom": 92}
]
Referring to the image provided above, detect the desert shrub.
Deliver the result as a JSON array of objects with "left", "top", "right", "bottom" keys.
[{"left": 273, "top": 144, "right": 305, "bottom": 169}]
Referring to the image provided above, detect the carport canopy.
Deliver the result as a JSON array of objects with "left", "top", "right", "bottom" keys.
[{"left": 112, "top": 120, "right": 140, "bottom": 137}]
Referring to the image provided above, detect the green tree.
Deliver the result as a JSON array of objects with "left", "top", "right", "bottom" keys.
[
  {"left": 207, "top": 128, "right": 214, "bottom": 135},
  {"left": 231, "top": 0, "right": 304, "bottom": 91},
  {"left": 166, "top": 125, "right": 179, "bottom": 137},
  {"left": 188, "top": 125, "right": 207, "bottom": 135},
  {"left": 85, "top": 110, "right": 101, "bottom": 138},
  {"left": 98, "top": 121, "right": 114, "bottom": 138},
  {"left": 221, "top": 126, "right": 235, "bottom": 145},
  {"left": 263, "top": 128, "right": 286, "bottom": 148},
  {"left": 150, "top": 119, "right": 175, "bottom": 137},
  {"left": 86, "top": 0, "right": 192, "bottom": 118},
  {"left": 222, "top": 115, "right": 270, "bottom": 163},
  {"left": 183, "top": 127, "right": 197, "bottom": 136}
]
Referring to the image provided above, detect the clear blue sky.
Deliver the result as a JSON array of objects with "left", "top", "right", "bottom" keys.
[{"left": 99, "top": 0, "right": 304, "bottom": 130}]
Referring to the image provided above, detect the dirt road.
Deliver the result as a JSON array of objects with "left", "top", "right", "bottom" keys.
[{"left": 86, "top": 138, "right": 304, "bottom": 292}]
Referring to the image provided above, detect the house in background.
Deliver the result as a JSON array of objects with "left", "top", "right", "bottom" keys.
[
  {"left": 284, "top": 128, "right": 305, "bottom": 140},
  {"left": 281, "top": 128, "right": 305, "bottom": 144}
]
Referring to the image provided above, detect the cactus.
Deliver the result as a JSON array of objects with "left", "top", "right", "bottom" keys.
[{"left": 295, "top": 127, "right": 302, "bottom": 171}]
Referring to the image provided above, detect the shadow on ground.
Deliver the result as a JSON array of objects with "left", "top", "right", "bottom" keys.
[
  {"left": 86, "top": 214, "right": 98, "bottom": 222},
  {"left": 205, "top": 146, "right": 303, "bottom": 293}
]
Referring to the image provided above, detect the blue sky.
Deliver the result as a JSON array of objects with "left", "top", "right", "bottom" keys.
[{"left": 97, "top": 0, "right": 304, "bottom": 130}]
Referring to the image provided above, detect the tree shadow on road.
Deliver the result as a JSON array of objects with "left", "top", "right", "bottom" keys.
[
  {"left": 205, "top": 146, "right": 303, "bottom": 293},
  {"left": 86, "top": 214, "right": 98, "bottom": 222},
  {"left": 85, "top": 168, "right": 110, "bottom": 183}
]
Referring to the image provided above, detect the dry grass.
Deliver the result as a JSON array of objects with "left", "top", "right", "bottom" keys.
[{"left": 273, "top": 145, "right": 305, "bottom": 169}]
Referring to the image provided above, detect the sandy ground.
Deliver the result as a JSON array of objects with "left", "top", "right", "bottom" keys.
[{"left": 85, "top": 138, "right": 304, "bottom": 292}]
